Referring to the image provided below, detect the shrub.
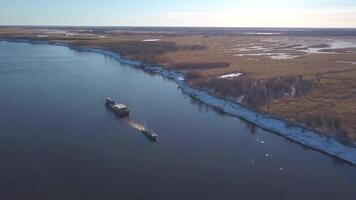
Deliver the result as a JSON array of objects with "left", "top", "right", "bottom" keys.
[
  {"left": 103, "top": 41, "right": 178, "bottom": 56},
  {"left": 172, "top": 62, "right": 230, "bottom": 70},
  {"left": 185, "top": 71, "right": 206, "bottom": 80},
  {"left": 194, "top": 75, "right": 315, "bottom": 110}
]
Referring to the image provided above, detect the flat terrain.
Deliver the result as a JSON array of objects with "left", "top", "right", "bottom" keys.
[{"left": 1, "top": 27, "right": 355, "bottom": 143}]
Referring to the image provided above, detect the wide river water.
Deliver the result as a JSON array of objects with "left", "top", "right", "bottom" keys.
[{"left": 0, "top": 41, "right": 355, "bottom": 200}]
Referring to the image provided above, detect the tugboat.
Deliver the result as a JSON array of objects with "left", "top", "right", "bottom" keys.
[
  {"left": 105, "top": 98, "right": 130, "bottom": 117},
  {"left": 141, "top": 128, "right": 158, "bottom": 142}
]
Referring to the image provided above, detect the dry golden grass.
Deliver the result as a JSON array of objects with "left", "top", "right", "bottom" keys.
[{"left": 265, "top": 70, "right": 356, "bottom": 142}]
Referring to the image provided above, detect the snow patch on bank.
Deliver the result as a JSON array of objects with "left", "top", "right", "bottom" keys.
[
  {"left": 2, "top": 38, "right": 356, "bottom": 166},
  {"left": 142, "top": 39, "right": 161, "bottom": 42},
  {"left": 37, "top": 35, "right": 48, "bottom": 38},
  {"left": 218, "top": 72, "right": 242, "bottom": 79},
  {"left": 337, "top": 61, "right": 356, "bottom": 65},
  {"left": 270, "top": 53, "right": 299, "bottom": 60},
  {"left": 243, "top": 32, "right": 282, "bottom": 35}
]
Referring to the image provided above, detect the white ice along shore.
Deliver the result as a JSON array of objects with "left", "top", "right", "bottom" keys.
[{"left": 2, "top": 38, "right": 356, "bottom": 166}]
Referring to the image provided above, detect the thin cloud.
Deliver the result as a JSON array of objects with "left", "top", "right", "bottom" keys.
[{"left": 115, "top": 7, "right": 356, "bottom": 27}]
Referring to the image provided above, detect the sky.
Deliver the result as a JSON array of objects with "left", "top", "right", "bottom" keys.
[{"left": 1, "top": 0, "right": 356, "bottom": 27}]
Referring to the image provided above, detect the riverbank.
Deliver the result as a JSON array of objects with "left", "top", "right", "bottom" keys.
[{"left": 1, "top": 38, "right": 356, "bottom": 166}]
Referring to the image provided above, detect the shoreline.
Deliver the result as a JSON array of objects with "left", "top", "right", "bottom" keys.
[{"left": 1, "top": 38, "right": 356, "bottom": 166}]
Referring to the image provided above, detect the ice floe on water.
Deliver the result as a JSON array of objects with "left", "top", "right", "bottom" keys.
[
  {"left": 218, "top": 72, "right": 242, "bottom": 79},
  {"left": 256, "top": 138, "right": 265, "bottom": 144}
]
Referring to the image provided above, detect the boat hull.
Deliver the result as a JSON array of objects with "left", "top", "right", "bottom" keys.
[{"left": 105, "top": 102, "right": 130, "bottom": 117}]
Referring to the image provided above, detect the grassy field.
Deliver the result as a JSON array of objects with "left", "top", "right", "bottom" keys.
[{"left": 1, "top": 27, "right": 355, "bottom": 143}]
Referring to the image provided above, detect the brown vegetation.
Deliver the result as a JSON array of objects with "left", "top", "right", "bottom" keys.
[
  {"left": 193, "top": 75, "right": 315, "bottom": 110},
  {"left": 171, "top": 62, "right": 230, "bottom": 70}
]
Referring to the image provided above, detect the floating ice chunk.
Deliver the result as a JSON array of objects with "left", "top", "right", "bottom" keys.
[
  {"left": 265, "top": 154, "right": 270, "bottom": 158},
  {"left": 256, "top": 138, "right": 265, "bottom": 144},
  {"left": 279, "top": 168, "right": 285, "bottom": 171},
  {"left": 218, "top": 72, "right": 242, "bottom": 79}
]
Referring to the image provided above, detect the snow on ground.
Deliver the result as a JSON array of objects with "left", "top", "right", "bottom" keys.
[
  {"left": 230, "top": 37, "right": 356, "bottom": 60},
  {"left": 270, "top": 53, "right": 299, "bottom": 60},
  {"left": 178, "top": 76, "right": 185, "bottom": 81},
  {"left": 243, "top": 32, "right": 282, "bottom": 35},
  {"left": 38, "top": 29, "right": 68, "bottom": 34},
  {"left": 218, "top": 72, "right": 242, "bottom": 79},
  {"left": 338, "top": 61, "right": 356, "bottom": 65},
  {"left": 142, "top": 39, "right": 161, "bottom": 42}
]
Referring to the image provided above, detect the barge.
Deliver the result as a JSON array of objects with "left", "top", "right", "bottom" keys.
[{"left": 105, "top": 98, "right": 130, "bottom": 117}]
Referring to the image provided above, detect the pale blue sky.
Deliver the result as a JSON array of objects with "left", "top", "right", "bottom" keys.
[{"left": 1, "top": 0, "right": 356, "bottom": 27}]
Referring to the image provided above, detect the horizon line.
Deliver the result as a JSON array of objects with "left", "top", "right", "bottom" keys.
[{"left": 1, "top": 25, "right": 356, "bottom": 29}]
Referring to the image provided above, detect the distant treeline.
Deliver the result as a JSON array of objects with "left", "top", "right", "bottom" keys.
[{"left": 71, "top": 40, "right": 207, "bottom": 65}]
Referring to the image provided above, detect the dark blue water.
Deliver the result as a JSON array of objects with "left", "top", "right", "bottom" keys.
[{"left": 0, "top": 41, "right": 355, "bottom": 200}]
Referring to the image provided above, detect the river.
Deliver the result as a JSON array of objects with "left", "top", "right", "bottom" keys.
[{"left": 0, "top": 41, "right": 355, "bottom": 200}]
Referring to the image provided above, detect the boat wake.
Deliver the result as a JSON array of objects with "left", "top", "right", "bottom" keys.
[
  {"left": 121, "top": 117, "right": 158, "bottom": 142},
  {"left": 127, "top": 120, "right": 146, "bottom": 132}
]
